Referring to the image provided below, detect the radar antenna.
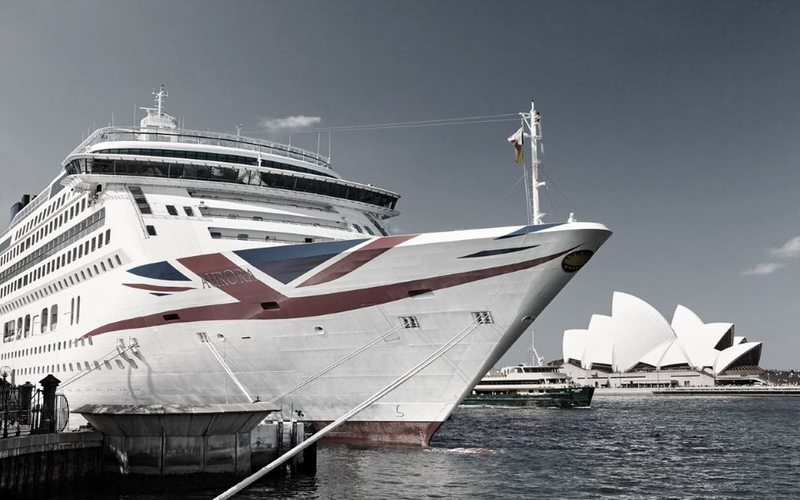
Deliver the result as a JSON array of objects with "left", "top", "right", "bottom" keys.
[
  {"left": 153, "top": 84, "right": 168, "bottom": 117},
  {"left": 139, "top": 84, "right": 178, "bottom": 129}
]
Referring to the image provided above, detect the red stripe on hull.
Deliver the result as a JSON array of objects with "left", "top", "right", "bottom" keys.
[
  {"left": 299, "top": 235, "right": 416, "bottom": 287},
  {"left": 83, "top": 246, "right": 576, "bottom": 338},
  {"left": 310, "top": 420, "right": 443, "bottom": 446},
  {"left": 122, "top": 283, "right": 195, "bottom": 292},
  {"left": 178, "top": 253, "right": 284, "bottom": 303}
]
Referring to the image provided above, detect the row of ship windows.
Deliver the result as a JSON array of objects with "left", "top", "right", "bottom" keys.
[
  {"left": 0, "top": 209, "right": 106, "bottom": 289},
  {"left": 2, "top": 298, "right": 81, "bottom": 342},
  {"left": 89, "top": 148, "right": 337, "bottom": 179},
  {"left": 1, "top": 329, "right": 93, "bottom": 360},
  {"left": 11, "top": 357, "right": 133, "bottom": 379},
  {"left": 0, "top": 229, "right": 112, "bottom": 299},
  {"left": 5, "top": 195, "right": 88, "bottom": 266},
  {"left": 14, "top": 191, "right": 70, "bottom": 239},
  {"left": 0, "top": 253, "right": 122, "bottom": 316},
  {"left": 69, "top": 158, "right": 398, "bottom": 210}
]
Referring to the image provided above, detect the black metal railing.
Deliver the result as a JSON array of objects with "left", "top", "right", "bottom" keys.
[{"left": 0, "top": 374, "right": 66, "bottom": 438}]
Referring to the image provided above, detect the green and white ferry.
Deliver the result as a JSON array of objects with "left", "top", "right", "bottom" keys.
[{"left": 462, "top": 364, "right": 594, "bottom": 409}]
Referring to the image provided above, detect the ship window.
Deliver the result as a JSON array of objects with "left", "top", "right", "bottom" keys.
[
  {"left": 237, "top": 234, "right": 249, "bottom": 240},
  {"left": 115, "top": 255, "right": 122, "bottom": 265},
  {"left": 50, "top": 304, "right": 58, "bottom": 331},
  {"left": 166, "top": 205, "right": 178, "bottom": 216},
  {"left": 408, "top": 289, "right": 433, "bottom": 298},
  {"left": 105, "top": 229, "right": 111, "bottom": 245},
  {"left": 24, "top": 315, "right": 30, "bottom": 336},
  {"left": 163, "top": 313, "right": 180, "bottom": 321},
  {"left": 146, "top": 225, "right": 157, "bottom": 236},
  {"left": 364, "top": 226, "right": 375, "bottom": 236},
  {"left": 472, "top": 311, "right": 494, "bottom": 324},
  {"left": 399, "top": 316, "right": 420, "bottom": 329},
  {"left": 260, "top": 301, "right": 280, "bottom": 310},
  {"left": 183, "top": 206, "right": 194, "bottom": 216},
  {"left": 210, "top": 232, "right": 221, "bottom": 239},
  {"left": 353, "top": 224, "right": 363, "bottom": 233}
]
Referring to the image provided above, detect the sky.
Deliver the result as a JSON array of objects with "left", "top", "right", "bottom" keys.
[{"left": 1, "top": 0, "right": 799, "bottom": 368}]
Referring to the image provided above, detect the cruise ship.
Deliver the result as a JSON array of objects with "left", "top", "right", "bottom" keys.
[{"left": 0, "top": 89, "right": 611, "bottom": 445}]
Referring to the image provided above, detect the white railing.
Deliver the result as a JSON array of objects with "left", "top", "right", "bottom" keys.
[{"left": 69, "top": 127, "right": 332, "bottom": 169}]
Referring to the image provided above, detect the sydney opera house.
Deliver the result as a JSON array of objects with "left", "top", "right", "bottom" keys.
[{"left": 561, "top": 292, "right": 764, "bottom": 389}]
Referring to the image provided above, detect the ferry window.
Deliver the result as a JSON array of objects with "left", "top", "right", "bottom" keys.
[
  {"left": 183, "top": 206, "right": 194, "bottom": 216},
  {"left": 100, "top": 262, "right": 106, "bottom": 272},
  {"left": 107, "top": 258, "right": 114, "bottom": 268},
  {"left": 70, "top": 298, "right": 74, "bottom": 326},
  {"left": 97, "top": 234, "right": 103, "bottom": 248},
  {"left": 93, "top": 265, "right": 99, "bottom": 274},
  {"left": 76, "top": 296, "right": 81, "bottom": 324},
  {"left": 146, "top": 225, "right": 157, "bottom": 236},
  {"left": 84, "top": 241, "right": 90, "bottom": 254},
  {"left": 50, "top": 305, "right": 58, "bottom": 331},
  {"left": 364, "top": 226, "right": 375, "bottom": 236},
  {"left": 24, "top": 315, "right": 30, "bottom": 336},
  {"left": 105, "top": 229, "right": 111, "bottom": 244},
  {"left": 40, "top": 308, "right": 48, "bottom": 333},
  {"left": 81, "top": 199, "right": 86, "bottom": 211},
  {"left": 78, "top": 246, "right": 83, "bottom": 258},
  {"left": 353, "top": 224, "right": 363, "bottom": 233},
  {"left": 166, "top": 205, "right": 178, "bottom": 216},
  {"left": 237, "top": 234, "right": 249, "bottom": 241},
  {"left": 91, "top": 239, "right": 96, "bottom": 252},
  {"left": 115, "top": 255, "right": 121, "bottom": 265}
]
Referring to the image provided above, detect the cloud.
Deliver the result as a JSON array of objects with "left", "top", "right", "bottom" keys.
[
  {"left": 742, "top": 262, "right": 784, "bottom": 276},
  {"left": 258, "top": 115, "right": 322, "bottom": 130},
  {"left": 769, "top": 236, "right": 800, "bottom": 259}
]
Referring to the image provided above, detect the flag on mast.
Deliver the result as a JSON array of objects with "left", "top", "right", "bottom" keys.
[{"left": 507, "top": 127, "right": 524, "bottom": 165}]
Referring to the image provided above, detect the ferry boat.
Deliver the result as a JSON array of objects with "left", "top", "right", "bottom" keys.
[
  {"left": 462, "top": 364, "right": 594, "bottom": 408},
  {"left": 0, "top": 89, "right": 610, "bottom": 444}
]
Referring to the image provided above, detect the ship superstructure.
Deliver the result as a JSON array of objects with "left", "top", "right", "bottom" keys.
[{"left": 0, "top": 89, "right": 610, "bottom": 444}]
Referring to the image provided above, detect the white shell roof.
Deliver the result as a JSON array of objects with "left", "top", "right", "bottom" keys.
[
  {"left": 564, "top": 292, "right": 761, "bottom": 375},
  {"left": 563, "top": 329, "right": 588, "bottom": 364},
  {"left": 713, "top": 342, "right": 762, "bottom": 373},
  {"left": 585, "top": 315, "right": 614, "bottom": 368},
  {"left": 610, "top": 292, "right": 676, "bottom": 372}
]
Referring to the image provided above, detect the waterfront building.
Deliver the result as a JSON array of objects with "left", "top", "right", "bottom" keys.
[{"left": 561, "top": 292, "right": 764, "bottom": 388}]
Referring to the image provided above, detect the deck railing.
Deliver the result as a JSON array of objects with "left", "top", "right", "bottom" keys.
[{"left": 69, "top": 127, "right": 332, "bottom": 169}]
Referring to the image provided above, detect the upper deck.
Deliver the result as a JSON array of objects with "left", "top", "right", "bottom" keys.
[{"left": 67, "top": 126, "right": 332, "bottom": 170}]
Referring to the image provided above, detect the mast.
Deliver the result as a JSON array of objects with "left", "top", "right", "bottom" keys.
[
  {"left": 520, "top": 101, "right": 545, "bottom": 225},
  {"left": 529, "top": 329, "right": 545, "bottom": 367}
]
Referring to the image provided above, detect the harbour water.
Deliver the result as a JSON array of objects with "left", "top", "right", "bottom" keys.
[
  {"left": 66, "top": 395, "right": 800, "bottom": 499},
  {"left": 236, "top": 396, "right": 800, "bottom": 499}
]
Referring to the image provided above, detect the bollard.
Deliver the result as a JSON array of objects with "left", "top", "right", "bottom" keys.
[
  {"left": 38, "top": 374, "right": 61, "bottom": 434},
  {"left": 19, "top": 381, "right": 34, "bottom": 426}
]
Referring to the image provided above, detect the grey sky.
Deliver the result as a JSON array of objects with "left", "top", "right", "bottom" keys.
[{"left": 1, "top": 1, "right": 798, "bottom": 367}]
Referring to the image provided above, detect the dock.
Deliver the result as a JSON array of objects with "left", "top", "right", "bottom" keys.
[
  {"left": 1, "top": 375, "right": 316, "bottom": 497},
  {"left": 654, "top": 386, "right": 800, "bottom": 396}
]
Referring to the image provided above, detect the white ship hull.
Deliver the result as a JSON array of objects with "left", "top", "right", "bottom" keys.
[{"left": 6, "top": 219, "right": 607, "bottom": 444}]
